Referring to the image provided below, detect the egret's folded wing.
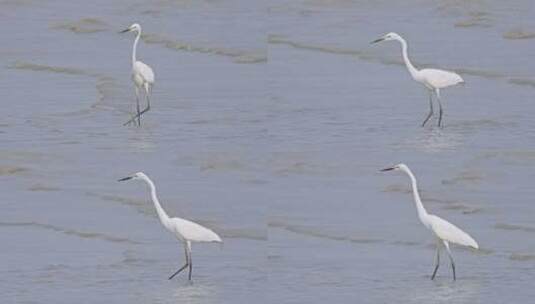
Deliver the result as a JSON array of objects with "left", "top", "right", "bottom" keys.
[
  {"left": 429, "top": 215, "right": 478, "bottom": 249},
  {"left": 171, "top": 218, "right": 222, "bottom": 243}
]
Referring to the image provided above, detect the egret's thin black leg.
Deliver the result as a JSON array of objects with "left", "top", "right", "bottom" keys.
[
  {"left": 129, "top": 92, "right": 151, "bottom": 124},
  {"left": 188, "top": 258, "right": 193, "bottom": 281},
  {"left": 186, "top": 241, "right": 193, "bottom": 281},
  {"left": 431, "top": 245, "right": 441, "bottom": 280},
  {"left": 443, "top": 241, "right": 456, "bottom": 281},
  {"left": 124, "top": 113, "right": 136, "bottom": 126},
  {"left": 136, "top": 92, "right": 141, "bottom": 126},
  {"left": 436, "top": 90, "right": 444, "bottom": 127},
  {"left": 451, "top": 260, "right": 456, "bottom": 281},
  {"left": 124, "top": 113, "right": 142, "bottom": 126},
  {"left": 169, "top": 245, "right": 189, "bottom": 280},
  {"left": 169, "top": 264, "right": 188, "bottom": 280},
  {"left": 422, "top": 91, "right": 434, "bottom": 127},
  {"left": 123, "top": 88, "right": 142, "bottom": 126}
]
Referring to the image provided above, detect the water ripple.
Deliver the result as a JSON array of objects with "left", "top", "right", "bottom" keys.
[{"left": 0, "top": 221, "right": 140, "bottom": 245}]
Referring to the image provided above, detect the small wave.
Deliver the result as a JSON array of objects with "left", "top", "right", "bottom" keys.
[
  {"left": 0, "top": 150, "right": 44, "bottom": 162},
  {"left": 140, "top": 9, "right": 161, "bottom": 17},
  {"left": 274, "top": 161, "right": 313, "bottom": 176},
  {"left": 509, "top": 78, "right": 535, "bottom": 88},
  {"left": 0, "top": 166, "right": 27, "bottom": 176},
  {"left": 51, "top": 18, "right": 108, "bottom": 34},
  {"left": 301, "top": 0, "right": 356, "bottom": 8},
  {"left": 85, "top": 191, "right": 153, "bottom": 216},
  {"left": 0, "top": 221, "right": 140, "bottom": 244},
  {"left": 441, "top": 203, "right": 483, "bottom": 215},
  {"left": 392, "top": 240, "right": 420, "bottom": 247},
  {"left": 118, "top": 250, "right": 159, "bottom": 266},
  {"left": 382, "top": 184, "right": 411, "bottom": 194},
  {"left": 10, "top": 61, "right": 118, "bottom": 116},
  {"left": 454, "top": 13, "right": 493, "bottom": 28},
  {"left": 503, "top": 151, "right": 535, "bottom": 162},
  {"left": 218, "top": 227, "right": 267, "bottom": 241},
  {"left": 141, "top": 33, "right": 266, "bottom": 64},
  {"left": 268, "top": 34, "right": 368, "bottom": 58},
  {"left": 503, "top": 28, "right": 535, "bottom": 40},
  {"left": 267, "top": 254, "right": 283, "bottom": 260},
  {"left": 58, "top": 75, "right": 118, "bottom": 117},
  {"left": 495, "top": 223, "right": 535, "bottom": 233},
  {"left": 8, "top": 61, "right": 97, "bottom": 77},
  {"left": 424, "top": 196, "right": 483, "bottom": 215},
  {"left": 234, "top": 54, "right": 268, "bottom": 64},
  {"left": 441, "top": 170, "right": 485, "bottom": 185},
  {"left": 509, "top": 253, "right": 535, "bottom": 262},
  {"left": 0, "top": 0, "right": 34, "bottom": 9},
  {"left": 269, "top": 220, "right": 382, "bottom": 244},
  {"left": 28, "top": 184, "right": 60, "bottom": 192},
  {"left": 43, "top": 264, "right": 71, "bottom": 271},
  {"left": 92, "top": 76, "right": 117, "bottom": 109},
  {"left": 199, "top": 156, "right": 246, "bottom": 172},
  {"left": 472, "top": 247, "right": 492, "bottom": 255},
  {"left": 455, "top": 67, "right": 504, "bottom": 79}
]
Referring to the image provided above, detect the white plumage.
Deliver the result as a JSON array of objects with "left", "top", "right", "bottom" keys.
[
  {"left": 381, "top": 163, "right": 479, "bottom": 280},
  {"left": 428, "top": 215, "right": 478, "bottom": 249},
  {"left": 133, "top": 61, "right": 154, "bottom": 89},
  {"left": 419, "top": 68, "right": 464, "bottom": 90},
  {"left": 372, "top": 32, "right": 464, "bottom": 127},
  {"left": 119, "top": 172, "right": 222, "bottom": 281},
  {"left": 168, "top": 217, "right": 222, "bottom": 243},
  {"left": 121, "top": 23, "right": 155, "bottom": 126}
]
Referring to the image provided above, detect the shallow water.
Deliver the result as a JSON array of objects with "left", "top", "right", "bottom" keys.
[{"left": 1, "top": 0, "right": 535, "bottom": 303}]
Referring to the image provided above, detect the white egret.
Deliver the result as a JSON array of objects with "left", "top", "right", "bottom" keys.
[
  {"left": 119, "top": 172, "right": 222, "bottom": 281},
  {"left": 381, "top": 164, "right": 478, "bottom": 280},
  {"left": 372, "top": 32, "right": 464, "bottom": 127},
  {"left": 120, "top": 23, "right": 155, "bottom": 126}
]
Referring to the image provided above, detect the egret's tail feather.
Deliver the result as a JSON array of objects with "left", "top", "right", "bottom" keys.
[
  {"left": 463, "top": 233, "right": 479, "bottom": 249},
  {"left": 469, "top": 238, "right": 479, "bottom": 250}
]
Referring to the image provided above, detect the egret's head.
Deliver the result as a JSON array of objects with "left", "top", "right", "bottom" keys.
[
  {"left": 120, "top": 23, "right": 141, "bottom": 34},
  {"left": 371, "top": 32, "right": 402, "bottom": 44},
  {"left": 380, "top": 163, "right": 408, "bottom": 172},
  {"left": 118, "top": 171, "right": 147, "bottom": 182}
]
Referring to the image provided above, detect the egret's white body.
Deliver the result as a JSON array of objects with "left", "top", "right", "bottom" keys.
[
  {"left": 119, "top": 172, "right": 222, "bottom": 281},
  {"left": 372, "top": 32, "right": 464, "bottom": 127},
  {"left": 133, "top": 61, "right": 154, "bottom": 93},
  {"left": 121, "top": 23, "right": 155, "bottom": 126},
  {"left": 166, "top": 217, "right": 222, "bottom": 244},
  {"left": 381, "top": 164, "right": 478, "bottom": 280}
]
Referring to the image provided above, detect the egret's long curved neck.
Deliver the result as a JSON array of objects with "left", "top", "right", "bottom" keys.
[
  {"left": 132, "top": 30, "right": 141, "bottom": 66},
  {"left": 403, "top": 168, "right": 430, "bottom": 226},
  {"left": 398, "top": 38, "right": 419, "bottom": 79},
  {"left": 142, "top": 176, "right": 171, "bottom": 227}
]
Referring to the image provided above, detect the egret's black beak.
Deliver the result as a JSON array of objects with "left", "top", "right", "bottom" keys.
[
  {"left": 380, "top": 167, "right": 395, "bottom": 172},
  {"left": 118, "top": 176, "right": 133, "bottom": 182},
  {"left": 371, "top": 38, "right": 384, "bottom": 44},
  {"left": 120, "top": 28, "right": 130, "bottom": 34}
]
